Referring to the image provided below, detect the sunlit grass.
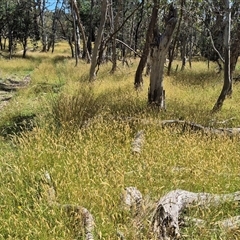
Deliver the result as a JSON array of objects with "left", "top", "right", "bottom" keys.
[{"left": 0, "top": 46, "right": 240, "bottom": 239}]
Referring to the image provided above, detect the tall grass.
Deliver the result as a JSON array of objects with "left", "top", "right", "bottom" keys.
[{"left": 0, "top": 45, "right": 240, "bottom": 239}]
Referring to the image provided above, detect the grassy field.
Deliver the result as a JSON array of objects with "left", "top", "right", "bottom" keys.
[{"left": 1, "top": 42, "right": 240, "bottom": 239}]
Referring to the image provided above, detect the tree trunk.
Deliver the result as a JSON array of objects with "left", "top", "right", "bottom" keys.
[
  {"left": 86, "top": 0, "right": 94, "bottom": 56},
  {"left": 134, "top": 1, "right": 159, "bottom": 89},
  {"left": 180, "top": 34, "right": 186, "bottom": 71},
  {"left": 148, "top": 4, "right": 178, "bottom": 108},
  {"left": 134, "top": 0, "right": 144, "bottom": 58},
  {"left": 71, "top": 2, "right": 78, "bottom": 66},
  {"left": 71, "top": 0, "right": 91, "bottom": 63},
  {"left": 39, "top": 0, "right": 48, "bottom": 52},
  {"left": 212, "top": 0, "right": 231, "bottom": 112},
  {"left": 110, "top": 0, "right": 120, "bottom": 74},
  {"left": 167, "top": 0, "right": 184, "bottom": 76},
  {"left": 22, "top": 37, "right": 28, "bottom": 58},
  {"left": 229, "top": 2, "right": 240, "bottom": 87},
  {"left": 68, "top": 35, "right": 74, "bottom": 58},
  {"left": 89, "top": 0, "right": 108, "bottom": 81},
  {"left": 49, "top": 0, "right": 61, "bottom": 53}
]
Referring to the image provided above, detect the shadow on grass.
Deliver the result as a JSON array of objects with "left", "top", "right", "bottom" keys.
[
  {"left": 171, "top": 70, "right": 220, "bottom": 86},
  {"left": 51, "top": 55, "right": 73, "bottom": 64},
  {"left": 0, "top": 114, "right": 36, "bottom": 138}
]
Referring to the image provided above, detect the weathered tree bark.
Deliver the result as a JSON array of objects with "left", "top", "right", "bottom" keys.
[
  {"left": 134, "top": 1, "right": 158, "bottom": 89},
  {"left": 131, "top": 130, "right": 144, "bottom": 154},
  {"left": 89, "top": 0, "right": 108, "bottom": 81},
  {"left": 148, "top": 4, "right": 177, "bottom": 108},
  {"left": 151, "top": 189, "right": 240, "bottom": 240},
  {"left": 212, "top": 0, "right": 231, "bottom": 112},
  {"left": 122, "top": 186, "right": 240, "bottom": 239},
  {"left": 117, "top": 117, "right": 240, "bottom": 137}
]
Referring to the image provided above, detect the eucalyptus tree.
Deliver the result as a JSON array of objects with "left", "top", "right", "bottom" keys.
[
  {"left": 15, "top": 0, "right": 41, "bottom": 58},
  {"left": 229, "top": 1, "right": 240, "bottom": 79},
  {"left": 134, "top": 0, "right": 159, "bottom": 88},
  {"left": 148, "top": 2, "right": 178, "bottom": 108},
  {"left": 89, "top": 0, "right": 108, "bottom": 81},
  {"left": 88, "top": 0, "right": 143, "bottom": 80},
  {"left": 212, "top": 0, "right": 240, "bottom": 112},
  {"left": 36, "top": 0, "right": 48, "bottom": 52},
  {"left": 134, "top": 0, "right": 178, "bottom": 108},
  {"left": 0, "top": 0, "right": 40, "bottom": 58}
]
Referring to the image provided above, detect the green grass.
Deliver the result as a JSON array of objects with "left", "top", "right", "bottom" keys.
[{"left": 0, "top": 43, "right": 240, "bottom": 239}]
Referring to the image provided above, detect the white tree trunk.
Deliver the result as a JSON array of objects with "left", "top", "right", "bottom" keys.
[{"left": 148, "top": 4, "right": 177, "bottom": 108}]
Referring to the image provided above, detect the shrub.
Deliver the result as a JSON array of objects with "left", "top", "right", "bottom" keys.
[{"left": 51, "top": 87, "right": 101, "bottom": 131}]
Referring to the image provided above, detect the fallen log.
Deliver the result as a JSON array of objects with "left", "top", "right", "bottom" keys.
[
  {"left": 122, "top": 187, "right": 240, "bottom": 239},
  {"left": 151, "top": 189, "right": 240, "bottom": 239},
  {"left": 122, "top": 187, "right": 143, "bottom": 214},
  {"left": 162, "top": 120, "right": 240, "bottom": 136},
  {"left": 0, "top": 75, "right": 30, "bottom": 91},
  {"left": 120, "top": 117, "right": 240, "bottom": 137},
  {"left": 0, "top": 82, "right": 19, "bottom": 91},
  {"left": 132, "top": 131, "right": 144, "bottom": 154},
  {"left": 184, "top": 215, "right": 240, "bottom": 230}
]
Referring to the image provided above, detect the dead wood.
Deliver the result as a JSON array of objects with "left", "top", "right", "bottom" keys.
[
  {"left": 184, "top": 215, "right": 240, "bottom": 230},
  {"left": 122, "top": 187, "right": 143, "bottom": 214},
  {"left": 1, "top": 96, "right": 13, "bottom": 101},
  {"left": 151, "top": 189, "right": 240, "bottom": 239},
  {"left": 132, "top": 131, "right": 144, "bottom": 154},
  {"left": 0, "top": 75, "right": 30, "bottom": 91},
  {"left": 0, "top": 82, "right": 19, "bottom": 91},
  {"left": 40, "top": 171, "right": 95, "bottom": 240},
  {"left": 122, "top": 187, "right": 240, "bottom": 239},
  {"left": 161, "top": 119, "right": 240, "bottom": 136},
  {"left": 121, "top": 117, "right": 240, "bottom": 137}
]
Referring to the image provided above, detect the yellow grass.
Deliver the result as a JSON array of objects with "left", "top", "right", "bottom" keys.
[{"left": 0, "top": 43, "right": 240, "bottom": 239}]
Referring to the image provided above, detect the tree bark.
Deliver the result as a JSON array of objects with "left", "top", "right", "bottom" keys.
[
  {"left": 71, "top": 1, "right": 78, "bottom": 66},
  {"left": 89, "top": 0, "right": 108, "bottom": 81},
  {"left": 134, "top": 1, "right": 159, "bottom": 89},
  {"left": 148, "top": 4, "right": 177, "bottom": 108},
  {"left": 71, "top": 0, "right": 91, "bottom": 63},
  {"left": 229, "top": 2, "right": 240, "bottom": 87},
  {"left": 212, "top": 0, "right": 231, "bottom": 112},
  {"left": 110, "top": 0, "right": 119, "bottom": 74},
  {"left": 86, "top": 0, "right": 94, "bottom": 56},
  {"left": 151, "top": 189, "right": 240, "bottom": 240},
  {"left": 167, "top": 0, "right": 184, "bottom": 76}
]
